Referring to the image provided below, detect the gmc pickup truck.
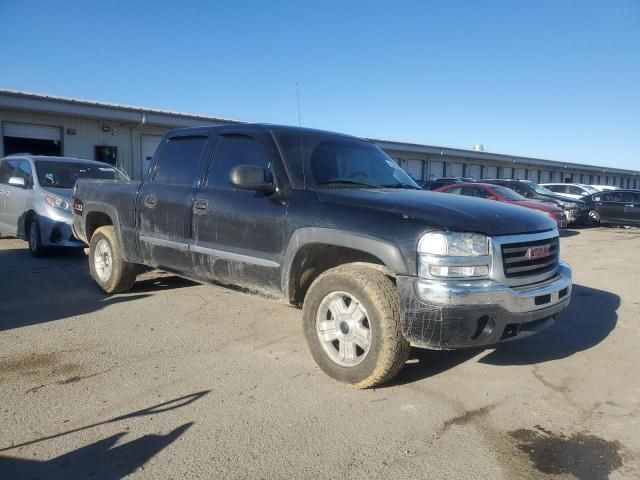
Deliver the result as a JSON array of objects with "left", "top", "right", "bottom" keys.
[{"left": 72, "top": 124, "right": 572, "bottom": 388}]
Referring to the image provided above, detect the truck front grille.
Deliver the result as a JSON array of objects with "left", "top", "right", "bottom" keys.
[{"left": 501, "top": 237, "right": 559, "bottom": 278}]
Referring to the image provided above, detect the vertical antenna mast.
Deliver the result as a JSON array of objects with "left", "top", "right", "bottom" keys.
[{"left": 296, "top": 82, "right": 306, "bottom": 188}]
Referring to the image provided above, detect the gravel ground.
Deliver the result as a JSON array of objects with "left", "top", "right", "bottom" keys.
[{"left": 0, "top": 227, "right": 639, "bottom": 479}]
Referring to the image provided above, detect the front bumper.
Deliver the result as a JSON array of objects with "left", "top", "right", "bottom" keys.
[
  {"left": 397, "top": 262, "right": 572, "bottom": 349},
  {"left": 39, "top": 214, "right": 85, "bottom": 248}
]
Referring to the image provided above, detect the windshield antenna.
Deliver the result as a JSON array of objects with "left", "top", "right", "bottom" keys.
[{"left": 296, "top": 82, "right": 306, "bottom": 188}]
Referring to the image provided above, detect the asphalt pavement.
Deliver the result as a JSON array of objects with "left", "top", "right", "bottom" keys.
[{"left": 0, "top": 227, "right": 638, "bottom": 479}]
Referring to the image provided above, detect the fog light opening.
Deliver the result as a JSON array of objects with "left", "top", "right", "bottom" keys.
[{"left": 471, "top": 315, "right": 495, "bottom": 341}]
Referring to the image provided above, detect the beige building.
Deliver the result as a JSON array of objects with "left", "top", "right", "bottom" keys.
[{"left": 1, "top": 89, "right": 637, "bottom": 188}]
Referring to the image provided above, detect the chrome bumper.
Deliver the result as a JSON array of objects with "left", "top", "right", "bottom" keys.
[
  {"left": 413, "top": 262, "right": 572, "bottom": 313},
  {"left": 397, "top": 262, "right": 573, "bottom": 349}
]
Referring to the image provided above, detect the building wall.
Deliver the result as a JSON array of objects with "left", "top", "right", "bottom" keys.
[
  {"left": 2, "top": 108, "right": 638, "bottom": 188},
  {"left": 0, "top": 110, "right": 170, "bottom": 179}
]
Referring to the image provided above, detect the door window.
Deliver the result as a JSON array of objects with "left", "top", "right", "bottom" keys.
[
  {"left": 0, "top": 160, "right": 16, "bottom": 184},
  {"left": 152, "top": 136, "right": 207, "bottom": 185},
  {"left": 15, "top": 160, "right": 33, "bottom": 188},
  {"left": 461, "top": 187, "right": 490, "bottom": 198},
  {"left": 568, "top": 185, "right": 583, "bottom": 195},
  {"left": 207, "top": 135, "right": 270, "bottom": 188}
]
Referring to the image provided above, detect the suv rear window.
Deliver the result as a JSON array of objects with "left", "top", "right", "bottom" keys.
[{"left": 153, "top": 136, "right": 207, "bottom": 185}]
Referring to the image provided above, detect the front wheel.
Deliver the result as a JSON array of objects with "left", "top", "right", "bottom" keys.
[
  {"left": 28, "top": 216, "right": 47, "bottom": 257},
  {"left": 302, "top": 264, "right": 410, "bottom": 388},
  {"left": 89, "top": 226, "right": 137, "bottom": 293},
  {"left": 588, "top": 209, "right": 600, "bottom": 226}
]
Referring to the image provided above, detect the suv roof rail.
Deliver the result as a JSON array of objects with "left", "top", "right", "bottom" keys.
[{"left": 6, "top": 152, "right": 31, "bottom": 156}]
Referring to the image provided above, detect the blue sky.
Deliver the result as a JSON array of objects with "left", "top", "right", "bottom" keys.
[{"left": 1, "top": 0, "right": 638, "bottom": 169}]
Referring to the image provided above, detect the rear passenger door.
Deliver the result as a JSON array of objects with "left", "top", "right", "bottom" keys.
[
  {"left": 598, "top": 192, "right": 625, "bottom": 222},
  {"left": 137, "top": 135, "right": 209, "bottom": 273},
  {"left": 190, "top": 132, "right": 287, "bottom": 294}
]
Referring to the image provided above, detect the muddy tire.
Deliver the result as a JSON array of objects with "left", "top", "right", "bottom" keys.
[
  {"left": 27, "top": 216, "right": 47, "bottom": 257},
  {"left": 89, "top": 226, "right": 137, "bottom": 293},
  {"left": 302, "top": 264, "right": 410, "bottom": 388}
]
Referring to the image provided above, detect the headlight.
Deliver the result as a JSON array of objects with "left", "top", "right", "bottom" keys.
[
  {"left": 418, "top": 232, "right": 490, "bottom": 279},
  {"left": 418, "top": 232, "right": 488, "bottom": 256},
  {"left": 45, "top": 195, "right": 71, "bottom": 211}
]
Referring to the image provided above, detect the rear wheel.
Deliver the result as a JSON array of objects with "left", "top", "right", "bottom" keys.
[
  {"left": 89, "top": 226, "right": 137, "bottom": 293},
  {"left": 28, "top": 216, "right": 46, "bottom": 257},
  {"left": 302, "top": 264, "right": 410, "bottom": 388}
]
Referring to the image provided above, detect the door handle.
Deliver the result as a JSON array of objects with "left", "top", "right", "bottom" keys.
[
  {"left": 143, "top": 194, "right": 157, "bottom": 208},
  {"left": 193, "top": 199, "right": 209, "bottom": 213}
]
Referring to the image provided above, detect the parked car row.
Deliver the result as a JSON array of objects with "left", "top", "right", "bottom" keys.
[
  {"left": 422, "top": 177, "right": 639, "bottom": 227},
  {"left": 433, "top": 182, "right": 568, "bottom": 228}
]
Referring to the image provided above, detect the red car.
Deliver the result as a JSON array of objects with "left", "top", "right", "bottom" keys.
[{"left": 435, "top": 182, "right": 568, "bottom": 228}]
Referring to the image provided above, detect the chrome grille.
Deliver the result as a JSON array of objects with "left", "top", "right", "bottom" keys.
[{"left": 501, "top": 237, "right": 559, "bottom": 278}]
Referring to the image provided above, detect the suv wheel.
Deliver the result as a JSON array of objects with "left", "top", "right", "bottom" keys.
[
  {"left": 302, "top": 264, "right": 410, "bottom": 388},
  {"left": 89, "top": 226, "right": 137, "bottom": 293},
  {"left": 588, "top": 209, "right": 600, "bottom": 225},
  {"left": 28, "top": 216, "right": 46, "bottom": 257}
]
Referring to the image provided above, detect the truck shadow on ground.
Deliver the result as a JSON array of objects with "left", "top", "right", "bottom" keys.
[
  {"left": 392, "top": 284, "right": 618, "bottom": 385},
  {"left": 0, "top": 245, "right": 193, "bottom": 332},
  {"left": 0, "top": 390, "right": 209, "bottom": 480},
  {"left": 559, "top": 229, "right": 580, "bottom": 238}
]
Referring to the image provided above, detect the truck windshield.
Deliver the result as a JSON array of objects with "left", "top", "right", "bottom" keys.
[
  {"left": 274, "top": 131, "right": 420, "bottom": 189},
  {"left": 36, "top": 161, "right": 128, "bottom": 189}
]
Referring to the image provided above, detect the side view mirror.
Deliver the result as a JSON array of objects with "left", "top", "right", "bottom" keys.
[
  {"left": 229, "top": 165, "right": 275, "bottom": 193},
  {"left": 8, "top": 176, "right": 26, "bottom": 188}
]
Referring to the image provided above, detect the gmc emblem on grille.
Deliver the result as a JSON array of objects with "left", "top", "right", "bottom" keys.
[{"left": 526, "top": 245, "right": 551, "bottom": 260}]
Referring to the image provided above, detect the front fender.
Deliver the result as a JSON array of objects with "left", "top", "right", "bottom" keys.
[{"left": 281, "top": 227, "right": 409, "bottom": 297}]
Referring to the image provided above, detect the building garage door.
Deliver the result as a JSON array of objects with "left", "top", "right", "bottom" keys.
[
  {"left": 3, "top": 122, "right": 62, "bottom": 156},
  {"left": 405, "top": 159, "right": 423, "bottom": 180},
  {"left": 428, "top": 160, "right": 444, "bottom": 178},
  {"left": 141, "top": 134, "right": 163, "bottom": 176},
  {"left": 515, "top": 168, "right": 527, "bottom": 180},
  {"left": 484, "top": 165, "right": 498, "bottom": 178},
  {"left": 539, "top": 170, "right": 551, "bottom": 183},
  {"left": 502, "top": 167, "right": 513, "bottom": 179},
  {"left": 449, "top": 163, "right": 464, "bottom": 177},
  {"left": 468, "top": 164, "right": 482, "bottom": 180}
]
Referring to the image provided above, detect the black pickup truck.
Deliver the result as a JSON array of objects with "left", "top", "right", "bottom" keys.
[{"left": 72, "top": 124, "right": 572, "bottom": 388}]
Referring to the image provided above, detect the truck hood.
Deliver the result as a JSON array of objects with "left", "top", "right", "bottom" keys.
[{"left": 314, "top": 188, "right": 557, "bottom": 236}]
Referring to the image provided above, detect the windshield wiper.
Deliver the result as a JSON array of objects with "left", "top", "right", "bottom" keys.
[
  {"left": 315, "top": 178, "right": 381, "bottom": 188},
  {"left": 380, "top": 183, "right": 422, "bottom": 190}
]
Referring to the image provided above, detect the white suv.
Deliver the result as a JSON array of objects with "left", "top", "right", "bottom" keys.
[{"left": 541, "top": 183, "right": 598, "bottom": 200}]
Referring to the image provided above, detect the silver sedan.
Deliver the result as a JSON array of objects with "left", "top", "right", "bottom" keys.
[{"left": 0, "top": 155, "right": 127, "bottom": 256}]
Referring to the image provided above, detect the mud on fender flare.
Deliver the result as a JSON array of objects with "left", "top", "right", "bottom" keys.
[{"left": 281, "top": 227, "right": 408, "bottom": 298}]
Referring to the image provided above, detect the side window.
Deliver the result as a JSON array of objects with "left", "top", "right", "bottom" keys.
[
  {"left": 16, "top": 160, "right": 33, "bottom": 187},
  {"left": 445, "top": 187, "right": 463, "bottom": 195},
  {"left": 604, "top": 192, "right": 624, "bottom": 202},
  {"left": 633, "top": 193, "right": 640, "bottom": 204},
  {"left": 568, "top": 186, "right": 582, "bottom": 195},
  {"left": 518, "top": 185, "right": 532, "bottom": 197},
  {"left": 470, "top": 187, "right": 490, "bottom": 198},
  {"left": 152, "top": 136, "right": 207, "bottom": 185},
  {"left": 208, "top": 135, "right": 270, "bottom": 188},
  {"left": 0, "top": 160, "right": 16, "bottom": 184}
]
